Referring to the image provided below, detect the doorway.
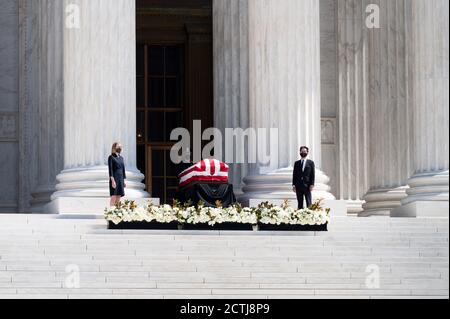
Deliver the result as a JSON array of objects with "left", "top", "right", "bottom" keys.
[{"left": 136, "top": 0, "right": 213, "bottom": 204}]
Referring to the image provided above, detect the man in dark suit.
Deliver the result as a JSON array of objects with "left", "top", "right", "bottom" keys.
[{"left": 292, "top": 146, "right": 315, "bottom": 209}]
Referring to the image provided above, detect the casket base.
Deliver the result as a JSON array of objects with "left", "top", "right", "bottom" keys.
[{"left": 176, "top": 183, "right": 237, "bottom": 207}]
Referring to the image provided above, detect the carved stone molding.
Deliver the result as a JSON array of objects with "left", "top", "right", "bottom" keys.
[
  {"left": 321, "top": 118, "right": 336, "bottom": 145},
  {"left": 0, "top": 112, "right": 18, "bottom": 142}
]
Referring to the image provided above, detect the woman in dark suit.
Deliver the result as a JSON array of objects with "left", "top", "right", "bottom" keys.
[{"left": 108, "top": 142, "right": 127, "bottom": 206}]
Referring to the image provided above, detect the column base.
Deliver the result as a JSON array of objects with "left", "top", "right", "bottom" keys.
[
  {"left": 47, "top": 196, "right": 160, "bottom": 217},
  {"left": 401, "top": 171, "right": 449, "bottom": 204},
  {"left": 360, "top": 186, "right": 408, "bottom": 217},
  {"left": 391, "top": 171, "right": 449, "bottom": 218},
  {"left": 30, "top": 184, "right": 57, "bottom": 214},
  {"left": 49, "top": 166, "right": 152, "bottom": 216},
  {"left": 239, "top": 167, "right": 336, "bottom": 205},
  {"left": 346, "top": 200, "right": 365, "bottom": 215},
  {"left": 391, "top": 200, "right": 449, "bottom": 218}
]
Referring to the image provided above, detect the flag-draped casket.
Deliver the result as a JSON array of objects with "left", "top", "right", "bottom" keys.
[
  {"left": 178, "top": 159, "right": 230, "bottom": 188},
  {"left": 177, "top": 159, "right": 236, "bottom": 207}
]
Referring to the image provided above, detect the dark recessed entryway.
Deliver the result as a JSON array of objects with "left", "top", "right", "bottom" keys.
[{"left": 136, "top": 0, "right": 213, "bottom": 204}]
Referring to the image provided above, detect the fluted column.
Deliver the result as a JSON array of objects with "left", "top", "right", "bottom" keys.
[
  {"left": 213, "top": 0, "right": 249, "bottom": 193},
  {"left": 50, "top": 0, "right": 149, "bottom": 213},
  {"left": 28, "top": 0, "right": 64, "bottom": 212},
  {"left": 336, "top": 0, "right": 371, "bottom": 214},
  {"left": 241, "top": 0, "right": 334, "bottom": 203},
  {"left": 392, "top": 0, "right": 449, "bottom": 217},
  {"left": 18, "top": 0, "right": 39, "bottom": 213},
  {"left": 357, "top": 0, "right": 415, "bottom": 216}
]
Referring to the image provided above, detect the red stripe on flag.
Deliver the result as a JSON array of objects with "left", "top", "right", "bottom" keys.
[
  {"left": 179, "top": 176, "right": 229, "bottom": 188},
  {"left": 219, "top": 161, "right": 227, "bottom": 173},
  {"left": 210, "top": 159, "right": 216, "bottom": 176}
]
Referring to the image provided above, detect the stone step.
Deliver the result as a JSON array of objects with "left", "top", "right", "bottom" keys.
[
  {"left": 0, "top": 214, "right": 447, "bottom": 298},
  {"left": 0, "top": 287, "right": 447, "bottom": 297}
]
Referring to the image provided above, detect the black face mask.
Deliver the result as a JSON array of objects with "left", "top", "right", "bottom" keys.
[
  {"left": 116, "top": 148, "right": 122, "bottom": 154},
  {"left": 300, "top": 153, "right": 308, "bottom": 158}
]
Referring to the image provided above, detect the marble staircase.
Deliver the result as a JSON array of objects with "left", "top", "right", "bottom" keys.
[{"left": 0, "top": 214, "right": 448, "bottom": 299}]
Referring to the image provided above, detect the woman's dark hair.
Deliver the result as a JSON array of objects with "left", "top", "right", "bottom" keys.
[{"left": 300, "top": 146, "right": 309, "bottom": 152}]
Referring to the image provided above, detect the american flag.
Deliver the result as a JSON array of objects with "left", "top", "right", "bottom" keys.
[{"left": 178, "top": 159, "right": 229, "bottom": 188}]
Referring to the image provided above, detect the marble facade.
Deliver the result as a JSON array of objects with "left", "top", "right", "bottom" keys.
[
  {"left": 0, "top": 0, "right": 448, "bottom": 217},
  {"left": 0, "top": 0, "right": 20, "bottom": 213}
]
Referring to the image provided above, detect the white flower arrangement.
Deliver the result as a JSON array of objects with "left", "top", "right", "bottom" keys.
[
  {"left": 182, "top": 201, "right": 258, "bottom": 226},
  {"left": 256, "top": 200, "right": 330, "bottom": 226},
  {"left": 104, "top": 199, "right": 330, "bottom": 227}
]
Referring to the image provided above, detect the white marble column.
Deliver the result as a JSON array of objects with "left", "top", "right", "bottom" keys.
[
  {"left": 240, "top": 0, "right": 334, "bottom": 203},
  {"left": 213, "top": 0, "right": 249, "bottom": 193},
  {"left": 2, "top": 0, "right": 21, "bottom": 213},
  {"left": 28, "top": 0, "right": 64, "bottom": 213},
  {"left": 357, "top": 0, "right": 415, "bottom": 216},
  {"left": 19, "top": 0, "right": 53, "bottom": 213},
  {"left": 18, "top": 0, "right": 35, "bottom": 213},
  {"left": 50, "top": 0, "right": 149, "bottom": 214},
  {"left": 336, "top": 0, "right": 371, "bottom": 214},
  {"left": 392, "top": 0, "right": 449, "bottom": 217}
]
